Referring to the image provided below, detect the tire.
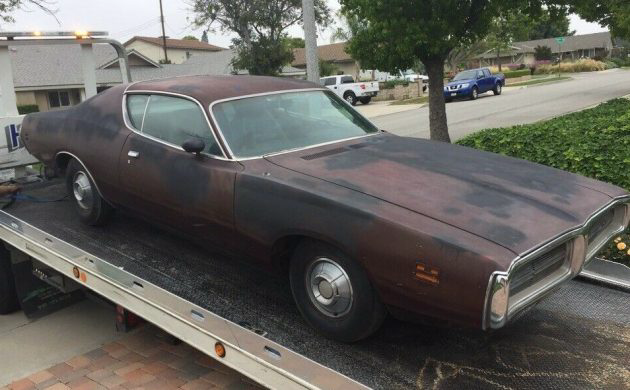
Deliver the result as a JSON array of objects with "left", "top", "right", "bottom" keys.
[
  {"left": 359, "top": 97, "right": 372, "bottom": 105},
  {"left": 289, "top": 240, "right": 386, "bottom": 342},
  {"left": 493, "top": 82, "right": 502, "bottom": 95},
  {"left": 344, "top": 92, "right": 357, "bottom": 106},
  {"left": 0, "top": 246, "right": 19, "bottom": 315},
  {"left": 470, "top": 86, "right": 479, "bottom": 100},
  {"left": 66, "top": 158, "right": 114, "bottom": 226},
  {"left": 445, "top": 98, "right": 453, "bottom": 103}
]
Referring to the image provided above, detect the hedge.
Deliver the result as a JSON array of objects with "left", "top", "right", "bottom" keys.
[
  {"left": 457, "top": 99, "right": 630, "bottom": 266},
  {"left": 17, "top": 105, "right": 39, "bottom": 115},
  {"left": 503, "top": 69, "right": 530, "bottom": 78}
]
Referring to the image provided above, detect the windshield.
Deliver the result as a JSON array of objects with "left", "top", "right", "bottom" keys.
[
  {"left": 212, "top": 90, "right": 379, "bottom": 158},
  {"left": 453, "top": 70, "right": 477, "bottom": 81}
]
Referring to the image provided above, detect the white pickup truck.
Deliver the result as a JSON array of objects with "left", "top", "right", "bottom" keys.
[{"left": 319, "top": 75, "right": 379, "bottom": 105}]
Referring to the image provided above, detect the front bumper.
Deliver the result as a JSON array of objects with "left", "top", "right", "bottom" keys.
[
  {"left": 444, "top": 87, "right": 472, "bottom": 99},
  {"left": 482, "top": 196, "right": 630, "bottom": 330}
]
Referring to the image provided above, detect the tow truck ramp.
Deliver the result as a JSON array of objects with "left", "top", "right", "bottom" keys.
[{"left": 1, "top": 181, "right": 629, "bottom": 389}]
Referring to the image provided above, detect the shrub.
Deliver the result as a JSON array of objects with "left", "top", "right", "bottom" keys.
[
  {"left": 457, "top": 99, "right": 630, "bottom": 266},
  {"left": 535, "top": 59, "right": 607, "bottom": 74},
  {"left": 534, "top": 45, "right": 553, "bottom": 60},
  {"left": 382, "top": 80, "right": 409, "bottom": 89},
  {"left": 503, "top": 69, "right": 530, "bottom": 78},
  {"left": 17, "top": 105, "right": 39, "bottom": 115}
]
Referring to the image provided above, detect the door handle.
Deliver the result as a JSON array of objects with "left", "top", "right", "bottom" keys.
[{"left": 128, "top": 150, "right": 139, "bottom": 158}]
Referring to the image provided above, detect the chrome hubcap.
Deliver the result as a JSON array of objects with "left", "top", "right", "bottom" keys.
[
  {"left": 346, "top": 95, "right": 353, "bottom": 104},
  {"left": 72, "top": 171, "right": 93, "bottom": 210},
  {"left": 497, "top": 84, "right": 501, "bottom": 93},
  {"left": 473, "top": 89, "right": 478, "bottom": 98},
  {"left": 306, "top": 257, "right": 353, "bottom": 317}
]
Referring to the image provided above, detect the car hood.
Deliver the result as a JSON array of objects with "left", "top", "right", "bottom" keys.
[
  {"left": 447, "top": 79, "right": 474, "bottom": 87},
  {"left": 266, "top": 134, "right": 626, "bottom": 255}
]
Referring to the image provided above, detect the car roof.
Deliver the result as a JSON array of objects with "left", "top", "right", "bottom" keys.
[{"left": 126, "top": 75, "right": 320, "bottom": 107}]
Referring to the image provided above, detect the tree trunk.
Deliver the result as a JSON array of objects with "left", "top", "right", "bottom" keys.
[
  {"left": 425, "top": 58, "right": 451, "bottom": 143},
  {"left": 497, "top": 47, "right": 502, "bottom": 71}
]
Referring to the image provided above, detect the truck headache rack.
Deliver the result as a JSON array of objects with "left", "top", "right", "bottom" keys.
[{"left": 1, "top": 180, "right": 628, "bottom": 389}]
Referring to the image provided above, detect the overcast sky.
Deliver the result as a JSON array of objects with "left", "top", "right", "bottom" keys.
[{"left": 1, "top": 0, "right": 607, "bottom": 47}]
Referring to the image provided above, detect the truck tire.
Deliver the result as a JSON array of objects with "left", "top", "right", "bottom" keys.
[
  {"left": 493, "top": 82, "right": 502, "bottom": 95},
  {"left": 470, "top": 86, "right": 479, "bottom": 100},
  {"left": 0, "top": 246, "right": 19, "bottom": 314},
  {"left": 66, "top": 158, "right": 114, "bottom": 226},
  {"left": 359, "top": 97, "right": 372, "bottom": 105},
  {"left": 289, "top": 240, "right": 386, "bottom": 342},
  {"left": 344, "top": 92, "right": 358, "bottom": 106}
]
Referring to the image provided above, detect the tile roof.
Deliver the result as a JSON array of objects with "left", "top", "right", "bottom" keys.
[
  {"left": 123, "top": 36, "right": 226, "bottom": 51},
  {"left": 292, "top": 42, "right": 353, "bottom": 66}
]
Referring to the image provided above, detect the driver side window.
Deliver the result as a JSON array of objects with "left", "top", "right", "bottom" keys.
[{"left": 139, "top": 94, "right": 222, "bottom": 156}]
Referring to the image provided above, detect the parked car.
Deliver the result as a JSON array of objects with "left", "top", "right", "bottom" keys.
[
  {"left": 319, "top": 75, "right": 379, "bottom": 105},
  {"left": 444, "top": 67, "right": 505, "bottom": 102},
  {"left": 21, "top": 75, "right": 630, "bottom": 342}
]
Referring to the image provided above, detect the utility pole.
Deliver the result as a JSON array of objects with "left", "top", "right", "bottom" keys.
[
  {"left": 159, "top": 0, "right": 169, "bottom": 63},
  {"left": 302, "top": 0, "right": 319, "bottom": 82}
]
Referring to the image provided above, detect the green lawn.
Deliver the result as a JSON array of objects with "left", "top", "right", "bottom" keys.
[
  {"left": 389, "top": 96, "right": 429, "bottom": 105},
  {"left": 508, "top": 76, "right": 572, "bottom": 87},
  {"left": 457, "top": 98, "right": 630, "bottom": 266}
]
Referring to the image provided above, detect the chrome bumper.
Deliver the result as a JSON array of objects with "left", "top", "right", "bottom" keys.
[{"left": 482, "top": 196, "right": 630, "bottom": 330}]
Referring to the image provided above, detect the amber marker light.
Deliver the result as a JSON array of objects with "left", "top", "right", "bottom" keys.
[
  {"left": 74, "top": 30, "right": 89, "bottom": 39},
  {"left": 215, "top": 342, "right": 226, "bottom": 358},
  {"left": 414, "top": 262, "right": 440, "bottom": 285},
  {"left": 72, "top": 266, "right": 80, "bottom": 278}
]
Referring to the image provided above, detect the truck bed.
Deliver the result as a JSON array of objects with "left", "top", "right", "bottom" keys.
[{"left": 4, "top": 179, "right": 629, "bottom": 389}]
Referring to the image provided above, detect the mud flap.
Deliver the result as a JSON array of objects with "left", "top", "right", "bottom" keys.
[{"left": 10, "top": 249, "right": 84, "bottom": 318}]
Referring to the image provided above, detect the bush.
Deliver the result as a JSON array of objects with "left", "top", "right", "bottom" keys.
[
  {"left": 535, "top": 59, "right": 607, "bottom": 74},
  {"left": 457, "top": 99, "right": 630, "bottom": 266},
  {"left": 503, "top": 69, "right": 530, "bottom": 78},
  {"left": 382, "top": 80, "right": 409, "bottom": 89},
  {"left": 17, "top": 105, "right": 39, "bottom": 115}
]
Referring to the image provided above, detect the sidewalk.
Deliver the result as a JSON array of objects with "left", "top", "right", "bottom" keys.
[
  {"left": 2, "top": 322, "right": 259, "bottom": 390},
  {"left": 1, "top": 301, "right": 259, "bottom": 390},
  {"left": 354, "top": 100, "right": 424, "bottom": 118}
]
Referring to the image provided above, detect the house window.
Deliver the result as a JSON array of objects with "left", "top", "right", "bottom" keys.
[{"left": 48, "top": 91, "right": 71, "bottom": 108}]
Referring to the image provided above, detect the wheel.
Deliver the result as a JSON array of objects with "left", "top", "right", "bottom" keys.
[
  {"left": 493, "top": 82, "right": 502, "bottom": 95},
  {"left": 66, "top": 158, "right": 114, "bottom": 226},
  {"left": 344, "top": 92, "right": 357, "bottom": 106},
  {"left": 0, "top": 246, "right": 19, "bottom": 314},
  {"left": 470, "top": 86, "right": 479, "bottom": 100},
  {"left": 359, "top": 97, "right": 372, "bottom": 105},
  {"left": 289, "top": 240, "right": 386, "bottom": 342}
]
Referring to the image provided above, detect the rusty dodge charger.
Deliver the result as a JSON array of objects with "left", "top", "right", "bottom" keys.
[{"left": 20, "top": 76, "right": 630, "bottom": 342}]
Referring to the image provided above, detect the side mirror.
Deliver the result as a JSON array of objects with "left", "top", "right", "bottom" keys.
[{"left": 182, "top": 138, "right": 205, "bottom": 155}]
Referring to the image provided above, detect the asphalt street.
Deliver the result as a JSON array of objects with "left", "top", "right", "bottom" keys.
[{"left": 370, "top": 68, "right": 630, "bottom": 141}]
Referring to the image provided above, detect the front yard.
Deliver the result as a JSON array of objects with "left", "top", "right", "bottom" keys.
[{"left": 457, "top": 98, "right": 630, "bottom": 266}]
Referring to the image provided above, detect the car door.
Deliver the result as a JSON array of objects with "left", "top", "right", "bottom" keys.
[
  {"left": 119, "top": 93, "right": 240, "bottom": 245},
  {"left": 476, "top": 69, "right": 488, "bottom": 92}
]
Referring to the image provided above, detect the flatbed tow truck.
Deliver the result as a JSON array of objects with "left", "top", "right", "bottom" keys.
[{"left": 0, "top": 179, "right": 628, "bottom": 389}]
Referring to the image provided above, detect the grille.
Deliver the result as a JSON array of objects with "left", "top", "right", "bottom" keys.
[
  {"left": 587, "top": 209, "right": 614, "bottom": 246},
  {"left": 510, "top": 244, "right": 567, "bottom": 296}
]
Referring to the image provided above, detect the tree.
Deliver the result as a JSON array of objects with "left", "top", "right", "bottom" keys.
[
  {"left": 283, "top": 36, "right": 305, "bottom": 49},
  {"left": 232, "top": 34, "right": 294, "bottom": 75},
  {"left": 446, "top": 41, "right": 487, "bottom": 73},
  {"left": 319, "top": 59, "right": 338, "bottom": 76},
  {"left": 182, "top": 35, "right": 199, "bottom": 40},
  {"left": 0, "top": 0, "right": 56, "bottom": 24},
  {"left": 568, "top": 1, "right": 630, "bottom": 40},
  {"left": 527, "top": 9, "right": 575, "bottom": 40},
  {"left": 190, "top": 0, "right": 331, "bottom": 75},
  {"left": 534, "top": 45, "right": 552, "bottom": 60},
  {"left": 201, "top": 30, "right": 209, "bottom": 43},
  {"left": 341, "top": 0, "right": 548, "bottom": 143}
]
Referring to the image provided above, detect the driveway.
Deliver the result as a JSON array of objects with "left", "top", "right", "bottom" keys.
[{"left": 368, "top": 69, "right": 630, "bottom": 141}]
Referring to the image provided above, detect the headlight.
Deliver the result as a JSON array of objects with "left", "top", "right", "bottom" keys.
[{"left": 460, "top": 83, "right": 470, "bottom": 88}]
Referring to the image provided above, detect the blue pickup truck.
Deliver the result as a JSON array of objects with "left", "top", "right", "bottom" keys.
[{"left": 444, "top": 67, "right": 505, "bottom": 102}]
